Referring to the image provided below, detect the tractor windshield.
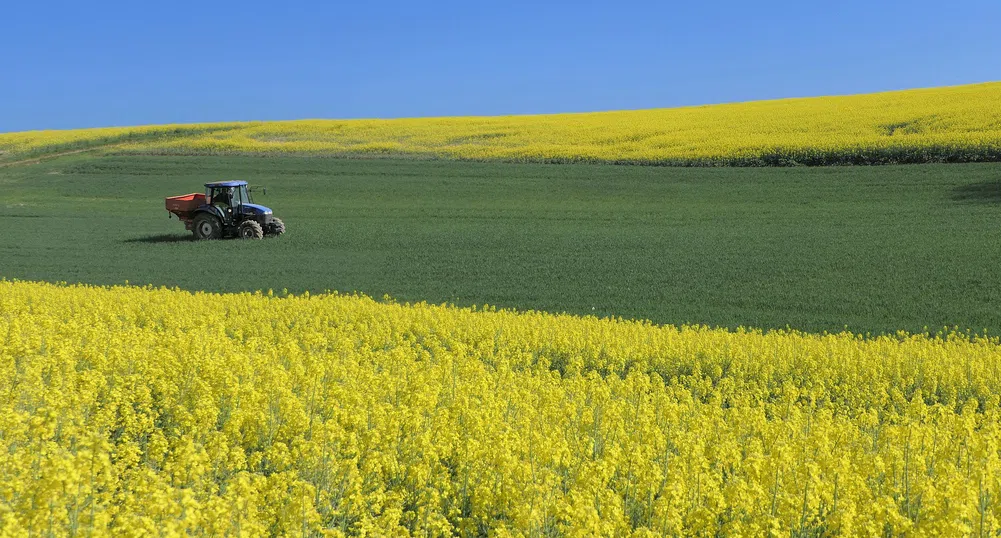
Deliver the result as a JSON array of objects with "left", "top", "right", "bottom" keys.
[{"left": 234, "top": 185, "right": 252, "bottom": 205}]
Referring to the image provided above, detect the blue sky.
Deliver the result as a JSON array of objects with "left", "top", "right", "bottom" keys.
[{"left": 1, "top": 0, "right": 998, "bottom": 132}]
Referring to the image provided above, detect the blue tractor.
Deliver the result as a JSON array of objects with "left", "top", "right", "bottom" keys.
[{"left": 165, "top": 180, "right": 286, "bottom": 240}]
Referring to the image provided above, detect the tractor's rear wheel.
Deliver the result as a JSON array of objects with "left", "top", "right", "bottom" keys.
[
  {"left": 268, "top": 217, "right": 286, "bottom": 237},
  {"left": 239, "top": 220, "right": 264, "bottom": 239},
  {"left": 193, "top": 214, "right": 222, "bottom": 240}
]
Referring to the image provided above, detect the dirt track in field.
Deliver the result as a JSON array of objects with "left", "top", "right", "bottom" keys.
[{"left": 0, "top": 145, "right": 118, "bottom": 168}]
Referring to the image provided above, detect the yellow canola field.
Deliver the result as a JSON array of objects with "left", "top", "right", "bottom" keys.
[
  {"left": 3, "top": 280, "right": 1001, "bottom": 536},
  {"left": 135, "top": 82, "right": 1001, "bottom": 165},
  {"left": 2, "top": 82, "right": 1000, "bottom": 166}
]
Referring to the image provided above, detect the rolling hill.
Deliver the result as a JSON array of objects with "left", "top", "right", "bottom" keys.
[{"left": 2, "top": 82, "right": 1000, "bottom": 166}]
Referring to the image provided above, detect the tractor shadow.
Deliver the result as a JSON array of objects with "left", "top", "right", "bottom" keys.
[
  {"left": 123, "top": 234, "right": 194, "bottom": 244},
  {"left": 951, "top": 181, "right": 1001, "bottom": 204}
]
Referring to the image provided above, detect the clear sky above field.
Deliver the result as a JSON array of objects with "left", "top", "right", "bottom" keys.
[{"left": 1, "top": 0, "right": 998, "bottom": 132}]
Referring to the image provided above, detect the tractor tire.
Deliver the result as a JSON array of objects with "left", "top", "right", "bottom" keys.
[
  {"left": 268, "top": 217, "right": 286, "bottom": 236},
  {"left": 239, "top": 220, "right": 264, "bottom": 240},
  {"left": 193, "top": 214, "right": 222, "bottom": 240}
]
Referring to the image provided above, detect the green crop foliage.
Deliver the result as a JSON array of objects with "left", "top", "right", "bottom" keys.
[{"left": 2, "top": 154, "right": 1001, "bottom": 335}]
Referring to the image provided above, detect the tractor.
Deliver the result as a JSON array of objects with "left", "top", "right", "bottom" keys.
[{"left": 165, "top": 181, "right": 286, "bottom": 240}]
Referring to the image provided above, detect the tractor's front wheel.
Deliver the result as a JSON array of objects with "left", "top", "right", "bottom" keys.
[
  {"left": 239, "top": 221, "right": 264, "bottom": 239},
  {"left": 193, "top": 214, "right": 222, "bottom": 240},
  {"left": 267, "top": 217, "right": 286, "bottom": 237}
]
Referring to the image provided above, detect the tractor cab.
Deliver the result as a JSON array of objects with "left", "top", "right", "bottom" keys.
[
  {"left": 206, "top": 181, "right": 261, "bottom": 223},
  {"left": 165, "top": 180, "right": 286, "bottom": 240}
]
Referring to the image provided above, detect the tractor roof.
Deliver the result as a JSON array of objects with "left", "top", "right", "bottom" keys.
[{"left": 204, "top": 180, "right": 247, "bottom": 188}]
